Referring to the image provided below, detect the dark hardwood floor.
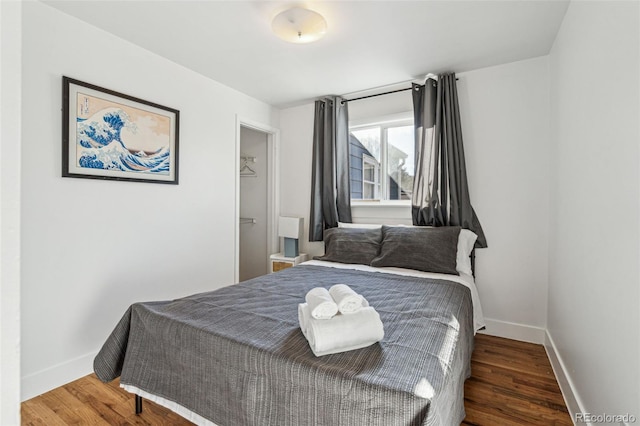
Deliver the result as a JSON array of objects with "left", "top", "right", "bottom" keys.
[
  {"left": 21, "top": 333, "right": 572, "bottom": 425},
  {"left": 462, "top": 334, "right": 572, "bottom": 425}
]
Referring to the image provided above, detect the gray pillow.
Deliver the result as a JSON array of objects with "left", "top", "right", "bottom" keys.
[
  {"left": 370, "top": 226, "right": 460, "bottom": 275},
  {"left": 315, "top": 227, "right": 382, "bottom": 265}
]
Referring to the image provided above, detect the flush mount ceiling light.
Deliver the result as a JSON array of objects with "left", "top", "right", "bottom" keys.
[{"left": 271, "top": 7, "right": 327, "bottom": 44}]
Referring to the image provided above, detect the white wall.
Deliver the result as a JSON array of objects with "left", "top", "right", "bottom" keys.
[
  {"left": 20, "top": 1, "right": 278, "bottom": 400},
  {"left": 279, "top": 56, "right": 551, "bottom": 337},
  {"left": 548, "top": 0, "right": 639, "bottom": 419},
  {"left": 1, "top": 0, "right": 22, "bottom": 423},
  {"left": 279, "top": 103, "right": 323, "bottom": 257},
  {"left": 348, "top": 85, "right": 413, "bottom": 122},
  {"left": 457, "top": 57, "right": 551, "bottom": 339}
]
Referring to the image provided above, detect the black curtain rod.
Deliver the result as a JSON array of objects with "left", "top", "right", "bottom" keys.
[
  {"left": 341, "top": 77, "right": 458, "bottom": 104},
  {"left": 342, "top": 87, "right": 413, "bottom": 104}
]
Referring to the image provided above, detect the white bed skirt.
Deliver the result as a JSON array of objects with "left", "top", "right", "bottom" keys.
[{"left": 121, "top": 384, "right": 219, "bottom": 426}]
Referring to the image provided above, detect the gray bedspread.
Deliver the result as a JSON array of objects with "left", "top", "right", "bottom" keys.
[{"left": 94, "top": 265, "right": 474, "bottom": 426}]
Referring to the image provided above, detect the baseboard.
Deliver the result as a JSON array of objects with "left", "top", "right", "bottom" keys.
[
  {"left": 544, "top": 331, "right": 584, "bottom": 425},
  {"left": 21, "top": 350, "right": 98, "bottom": 401},
  {"left": 478, "top": 318, "right": 546, "bottom": 344}
]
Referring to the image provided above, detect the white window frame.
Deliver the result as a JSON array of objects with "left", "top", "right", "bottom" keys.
[
  {"left": 361, "top": 154, "right": 380, "bottom": 200},
  {"left": 350, "top": 112, "right": 413, "bottom": 205}
]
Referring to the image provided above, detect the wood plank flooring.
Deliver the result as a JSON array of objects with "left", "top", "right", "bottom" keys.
[
  {"left": 21, "top": 334, "right": 573, "bottom": 425},
  {"left": 462, "top": 334, "right": 572, "bottom": 425}
]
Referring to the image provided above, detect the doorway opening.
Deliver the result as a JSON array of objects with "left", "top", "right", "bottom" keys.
[{"left": 235, "top": 118, "right": 279, "bottom": 283}]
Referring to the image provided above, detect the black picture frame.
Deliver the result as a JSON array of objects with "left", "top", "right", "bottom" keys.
[{"left": 62, "top": 76, "right": 180, "bottom": 184}]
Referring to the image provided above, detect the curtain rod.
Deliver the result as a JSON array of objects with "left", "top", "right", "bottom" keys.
[
  {"left": 342, "top": 87, "right": 413, "bottom": 104},
  {"left": 341, "top": 77, "right": 458, "bottom": 104}
]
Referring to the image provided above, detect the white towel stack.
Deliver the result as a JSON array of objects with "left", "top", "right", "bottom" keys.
[{"left": 299, "top": 285, "right": 384, "bottom": 357}]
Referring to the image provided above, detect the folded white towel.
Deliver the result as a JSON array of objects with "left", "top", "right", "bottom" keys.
[
  {"left": 305, "top": 287, "right": 338, "bottom": 320},
  {"left": 329, "top": 284, "right": 368, "bottom": 314},
  {"left": 298, "top": 303, "right": 384, "bottom": 357},
  {"left": 298, "top": 302, "right": 309, "bottom": 335}
]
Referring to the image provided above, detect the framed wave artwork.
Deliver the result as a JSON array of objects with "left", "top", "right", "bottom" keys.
[{"left": 62, "top": 76, "right": 179, "bottom": 184}]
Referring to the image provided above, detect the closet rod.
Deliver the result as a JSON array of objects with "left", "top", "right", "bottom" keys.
[{"left": 341, "top": 77, "right": 458, "bottom": 104}]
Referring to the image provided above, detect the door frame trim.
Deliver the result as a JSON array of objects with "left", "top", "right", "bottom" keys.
[{"left": 235, "top": 116, "right": 280, "bottom": 283}]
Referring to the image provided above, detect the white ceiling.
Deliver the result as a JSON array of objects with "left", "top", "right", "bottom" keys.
[{"left": 43, "top": 1, "right": 569, "bottom": 108}]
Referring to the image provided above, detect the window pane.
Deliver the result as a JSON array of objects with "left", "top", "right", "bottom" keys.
[
  {"left": 349, "top": 128, "right": 381, "bottom": 200},
  {"left": 362, "top": 155, "right": 379, "bottom": 200},
  {"left": 363, "top": 162, "right": 375, "bottom": 182},
  {"left": 363, "top": 183, "right": 375, "bottom": 199},
  {"left": 352, "top": 128, "right": 381, "bottom": 162},
  {"left": 387, "top": 125, "right": 414, "bottom": 200}
]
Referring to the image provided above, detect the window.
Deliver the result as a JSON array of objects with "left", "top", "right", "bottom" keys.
[
  {"left": 349, "top": 118, "right": 414, "bottom": 201},
  {"left": 362, "top": 154, "right": 380, "bottom": 199}
]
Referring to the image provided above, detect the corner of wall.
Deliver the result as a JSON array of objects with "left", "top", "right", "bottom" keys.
[
  {"left": 478, "top": 318, "right": 546, "bottom": 344},
  {"left": 544, "top": 330, "right": 584, "bottom": 422},
  {"left": 0, "top": 0, "right": 23, "bottom": 422},
  {"left": 21, "top": 351, "right": 97, "bottom": 401}
]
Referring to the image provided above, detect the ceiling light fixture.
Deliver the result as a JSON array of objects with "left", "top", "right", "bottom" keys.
[{"left": 271, "top": 7, "right": 327, "bottom": 44}]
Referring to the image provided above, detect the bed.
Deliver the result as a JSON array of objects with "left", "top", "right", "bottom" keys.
[{"left": 94, "top": 225, "right": 485, "bottom": 426}]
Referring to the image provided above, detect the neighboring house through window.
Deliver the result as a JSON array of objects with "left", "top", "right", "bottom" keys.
[{"left": 349, "top": 116, "right": 414, "bottom": 201}]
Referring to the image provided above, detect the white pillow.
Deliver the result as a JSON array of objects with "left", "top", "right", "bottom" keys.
[
  {"left": 456, "top": 229, "right": 478, "bottom": 276},
  {"left": 338, "top": 222, "right": 382, "bottom": 229},
  {"left": 337, "top": 222, "right": 477, "bottom": 276}
]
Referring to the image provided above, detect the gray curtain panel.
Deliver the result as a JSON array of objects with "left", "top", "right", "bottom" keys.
[
  {"left": 411, "top": 74, "right": 487, "bottom": 248},
  {"left": 309, "top": 97, "right": 352, "bottom": 242}
]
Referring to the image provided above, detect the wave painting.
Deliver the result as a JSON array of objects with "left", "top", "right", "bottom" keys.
[{"left": 75, "top": 94, "right": 171, "bottom": 175}]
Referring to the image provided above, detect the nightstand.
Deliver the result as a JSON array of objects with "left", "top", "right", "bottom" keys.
[{"left": 269, "top": 253, "right": 308, "bottom": 273}]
